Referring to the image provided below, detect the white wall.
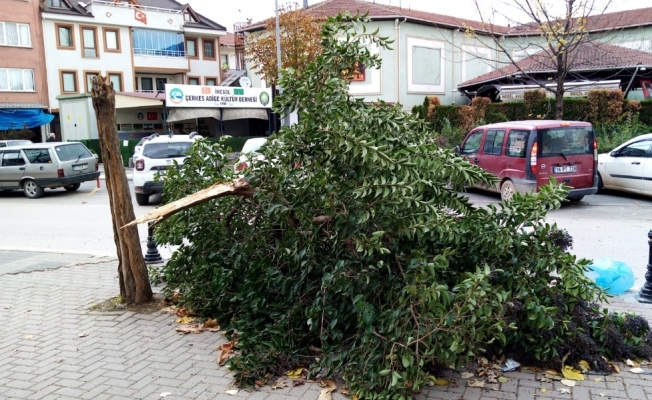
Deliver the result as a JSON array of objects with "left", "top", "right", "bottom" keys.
[
  {"left": 86, "top": 3, "right": 185, "bottom": 32},
  {"left": 42, "top": 19, "right": 134, "bottom": 109}
]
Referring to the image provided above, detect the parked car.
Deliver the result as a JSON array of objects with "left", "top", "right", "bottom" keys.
[
  {"left": 456, "top": 120, "right": 598, "bottom": 201},
  {"left": 0, "top": 140, "right": 32, "bottom": 148},
  {"left": 130, "top": 135, "right": 153, "bottom": 168},
  {"left": 234, "top": 137, "right": 268, "bottom": 173},
  {"left": 0, "top": 142, "right": 99, "bottom": 198},
  {"left": 132, "top": 133, "right": 202, "bottom": 205},
  {"left": 597, "top": 133, "right": 652, "bottom": 197}
]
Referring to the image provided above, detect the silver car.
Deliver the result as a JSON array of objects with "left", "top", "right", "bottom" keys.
[{"left": 0, "top": 142, "right": 100, "bottom": 198}]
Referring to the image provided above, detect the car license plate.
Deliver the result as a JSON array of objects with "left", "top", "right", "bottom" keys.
[
  {"left": 553, "top": 165, "right": 577, "bottom": 174},
  {"left": 73, "top": 164, "right": 88, "bottom": 171}
]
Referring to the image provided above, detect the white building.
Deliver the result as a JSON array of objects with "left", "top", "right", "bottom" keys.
[{"left": 41, "top": 0, "right": 226, "bottom": 138}]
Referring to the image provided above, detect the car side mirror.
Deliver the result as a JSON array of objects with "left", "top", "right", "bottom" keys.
[
  {"left": 454, "top": 145, "right": 461, "bottom": 154},
  {"left": 610, "top": 151, "right": 618, "bottom": 157}
]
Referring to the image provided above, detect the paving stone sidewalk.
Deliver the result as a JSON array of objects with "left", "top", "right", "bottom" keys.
[{"left": 1, "top": 251, "right": 652, "bottom": 400}]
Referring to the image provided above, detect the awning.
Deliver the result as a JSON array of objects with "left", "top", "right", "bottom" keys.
[
  {"left": 167, "top": 107, "right": 268, "bottom": 122},
  {"left": 115, "top": 94, "right": 164, "bottom": 109},
  {"left": 0, "top": 108, "right": 54, "bottom": 131}
]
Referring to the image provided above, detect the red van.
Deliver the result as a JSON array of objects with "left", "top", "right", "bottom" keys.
[{"left": 456, "top": 120, "right": 598, "bottom": 201}]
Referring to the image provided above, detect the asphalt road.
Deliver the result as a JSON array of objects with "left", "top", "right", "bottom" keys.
[{"left": 1, "top": 180, "right": 651, "bottom": 289}]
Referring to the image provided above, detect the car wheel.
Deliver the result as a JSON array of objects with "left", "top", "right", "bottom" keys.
[
  {"left": 500, "top": 180, "right": 516, "bottom": 202},
  {"left": 136, "top": 193, "right": 149, "bottom": 206},
  {"left": 597, "top": 173, "right": 604, "bottom": 194},
  {"left": 23, "top": 179, "right": 44, "bottom": 199},
  {"left": 64, "top": 183, "right": 81, "bottom": 192}
]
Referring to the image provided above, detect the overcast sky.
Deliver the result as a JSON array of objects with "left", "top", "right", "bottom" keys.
[{"left": 183, "top": 0, "right": 652, "bottom": 32}]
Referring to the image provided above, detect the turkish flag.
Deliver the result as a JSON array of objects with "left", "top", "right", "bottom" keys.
[
  {"left": 135, "top": 9, "right": 147, "bottom": 25},
  {"left": 147, "top": 112, "right": 157, "bottom": 121}
]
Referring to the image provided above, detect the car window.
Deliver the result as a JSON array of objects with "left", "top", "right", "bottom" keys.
[
  {"left": 241, "top": 138, "right": 268, "bottom": 154},
  {"left": 0, "top": 143, "right": 6, "bottom": 148},
  {"left": 540, "top": 127, "right": 593, "bottom": 157},
  {"left": 461, "top": 131, "right": 483, "bottom": 155},
  {"left": 506, "top": 130, "right": 530, "bottom": 158},
  {"left": 24, "top": 149, "right": 53, "bottom": 164},
  {"left": 1, "top": 151, "right": 25, "bottom": 167},
  {"left": 55, "top": 143, "right": 93, "bottom": 162},
  {"left": 483, "top": 129, "right": 505, "bottom": 156},
  {"left": 617, "top": 140, "right": 652, "bottom": 157},
  {"left": 142, "top": 142, "right": 194, "bottom": 159}
]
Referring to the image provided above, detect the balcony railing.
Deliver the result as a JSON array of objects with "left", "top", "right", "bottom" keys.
[{"left": 134, "top": 49, "right": 186, "bottom": 58}]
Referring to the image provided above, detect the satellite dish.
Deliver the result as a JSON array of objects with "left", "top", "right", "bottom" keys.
[{"left": 239, "top": 77, "right": 252, "bottom": 88}]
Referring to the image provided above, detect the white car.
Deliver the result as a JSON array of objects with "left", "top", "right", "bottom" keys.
[
  {"left": 234, "top": 137, "right": 268, "bottom": 172},
  {"left": 597, "top": 133, "right": 652, "bottom": 197},
  {"left": 132, "top": 133, "right": 202, "bottom": 205}
]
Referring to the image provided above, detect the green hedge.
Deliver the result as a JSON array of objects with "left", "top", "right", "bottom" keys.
[{"left": 70, "top": 136, "right": 262, "bottom": 167}]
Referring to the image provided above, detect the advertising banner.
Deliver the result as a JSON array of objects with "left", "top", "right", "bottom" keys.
[{"left": 165, "top": 84, "right": 272, "bottom": 108}]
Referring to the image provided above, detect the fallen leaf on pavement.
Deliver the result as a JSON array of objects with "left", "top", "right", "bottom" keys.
[
  {"left": 176, "top": 323, "right": 204, "bottom": 335},
  {"left": 292, "top": 379, "right": 305, "bottom": 387},
  {"left": 467, "top": 379, "right": 485, "bottom": 388},
  {"left": 225, "top": 389, "right": 239, "bottom": 395},
  {"left": 176, "top": 307, "right": 188, "bottom": 317},
  {"left": 271, "top": 378, "right": 287, "bottom": 390},
  {"left": 579, "top": 360, "right": 590, "bottom": 373},
  {"left": 317, "top": 380, "right": 337, "bottom": 400},
  {"left": 545, "top": 369, "right": 559, "bottom": 375},
  {"left": 161, "top": 306, "right": 177, "bottom": 314},
  {"left": 561, "top": 366, "right": 585, "bottom": 381},
  {"left": 319, "top": 380, "right": 337, "bottom": 389},
  {"left": 560, "top": 379, "right": 576, "bottom": 387},
  {"left": 626, "top": 359, "right": 640, "bottom": 368},
  {"left": 255, "top": 380, "right": 265, "bottom": 388},
  {"left": 339, "top": 387, "right": 349, "bottom": 394},
  {"left": 599, "top": 393, "right": 605, "bottom": 397},
  {"left": 78, "top": 332, "right": 88, "bottom": 338},
  {"left": 630, "top": 368, "right": 645, "bottom": 374},
  {"left": 559, "top": 388, "right": 571, "bottom": 394},
  {"left": 434, "top": 378, "right": 449, "bottom": 386},
  {"left": 175, "top": 316, "right": 195, "bottom": 324},
  {"left": 460, "top": 372, "right": 474, "bottom": 379},
  {"left": 480, "top": 357, "right": 489, "bottom": 366},
  {"left": 594, "top": 377, "right": 604, "bottom": 382},
  {"left": 611, "top": 363, "right": 621, "bottom": 373},
  {"left": 287, "top": 368, "right": 304, "bottom": 378},
  {"left": 606, "top": 377, "right": 619, "bottom": 382},
  {"left": 541, "top": 387, "right": 548, "bottom": 393},
  {"left": 24, "top": 335, "right": 34, "bottom": 339},
  {"left": 544, "top": 373, "right": 562, "bottom": 381},
  {"left": 491, "top": 384, "right": 499, "bottom": 391},
  {"left": 217, "top": 341, "right": 238, "bottom": 366},
  {"left": 498, "top": 376, "right": 508, "bottom": 383},
  {"left": 160, "top": 393, "right": 172, "bottom": 398},
  {"left": 204, "top": 318, "right": 219, "bottom": 328}
]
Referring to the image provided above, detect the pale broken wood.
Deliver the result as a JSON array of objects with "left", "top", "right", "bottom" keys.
[{"left": 123, "top": 178, "right": 254, "bottom": 228}]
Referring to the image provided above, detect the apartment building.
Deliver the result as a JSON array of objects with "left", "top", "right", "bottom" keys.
[
  {"left": 0, "top": 0, "right": 51, "bottom": 142},
  {"left": 40, "top": 0, "right": 226, "bottom": 137}
]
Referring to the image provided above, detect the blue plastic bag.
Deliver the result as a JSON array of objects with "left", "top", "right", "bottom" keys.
[{"left": 585, "top": 258, "right": 635, "bottom": 295}]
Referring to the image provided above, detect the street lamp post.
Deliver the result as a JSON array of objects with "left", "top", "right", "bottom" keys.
[{"left": 637, "top": 230, "right": 652, "bottom": 303}]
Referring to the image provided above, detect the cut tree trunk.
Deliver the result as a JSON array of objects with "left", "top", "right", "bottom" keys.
[{"left": 91, "top": 75, "right": 153, "bottom": 305}]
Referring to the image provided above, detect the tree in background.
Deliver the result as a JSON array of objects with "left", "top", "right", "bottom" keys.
[
  {"left": 245, "top": 2, "right": 323, "bottom": 86},
  {"left": 467, "top": 0, "right": 618, "bottom": 119}
]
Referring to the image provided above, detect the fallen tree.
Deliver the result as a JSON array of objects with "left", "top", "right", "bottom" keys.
[{"left": 132, "top": 13, "right": 652, "bottom": 399}]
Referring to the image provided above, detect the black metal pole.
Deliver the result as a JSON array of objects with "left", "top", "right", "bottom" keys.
[
  {"left": 144, "top": 221, "right": 163, "bottom": 265},
  {"left": 637, "top": 230, "right": 652, "bottom": 303}
]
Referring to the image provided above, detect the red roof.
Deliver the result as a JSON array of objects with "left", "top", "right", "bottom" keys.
[
  {"left": 220, "top": 32, "right": 236, "bottom": 47},
  {"left": 458, "top": 41, "right": 652, "bottom": 88},
  {"left": 241, "top": 0, "right": 509, "bottom": 34}
]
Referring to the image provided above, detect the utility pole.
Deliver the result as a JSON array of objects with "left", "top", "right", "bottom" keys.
[{"left": 304, "top": 0, "right": 309, "bottom": 9}]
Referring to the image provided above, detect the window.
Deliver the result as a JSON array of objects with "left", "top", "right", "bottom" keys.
[
  {"left": 184, "top": 13, "right": 196, "bottom": 23},
  {"left": 140, "top": 77, "right": 153, "bottom": 92},
  {"left": 0, "top": 68, "right": 35, "bottom": 91},
  {"left": 186, "top": 37, "right": 197, "bottom": 58},
  {"left": 407, "top": 37, "right": 444, "bottom": 93},
  {"left": 482, "top": 130, "right": 505, "bottom": 155},
  {"left": 103, "top": 28, "right": 120, "bottom": 52},
  {"left": 133, "top": 29, "right": 185, "bottom": 57},
  {"left": 55, "top": 23, "right": 74, "bottom": 49},
  {"left": 512, "top": 47, "right": 540, "bottom": 62},
  {"left": 540, "top": 127, "right": 593, "bottom": 157},
  {"left": 462, "top": 46, "right": 492, "bottom": 81},
  {"left": 84, "top": 71, "right": 100, "bottom": 92},
  {"left": 507, "top": 130, "right": 530, "bottom": 158},
  {"left": 55, "top": 144, "right": 92, "bottom": 161},
  {"left": 203, "top": 39, "right": 215, "bottom": 59},
  {"left": 205, "top": 77, "right": 217, "bottom": 86},
  {"left": 461, "top": 130, "right": 483, "bottom": 155},
  {"left": 60, "top": 70, "right": 78, "bottom": 93},
  {"left": 24, "top": 149, "right": 52, "bottom": 164},
  {"left": 1, "top": 151, "right": 25, "bottom": 167},
  {"left": 45, "top": 0, "right": 70, "bottom": 8},
  {"left": 617, "top": 140, "right": 652, "bottom": 158},
  {"left": 81, "top": 26, "right": 98, "bottom": 58},
  {"left": 143, "top": 142, "right": 193, "bottom": 159},
  {"left": 0, "top": 22, "right": 31, "bottom": 47},
  {"left": 108, "top": 72, "right": 123, "bottom": 92},
  {"left": 220, "top": 54, "right": 229, "bottom": 70},
  {"left": 188, "top": 77, "right": 200, "bottom": 85}
]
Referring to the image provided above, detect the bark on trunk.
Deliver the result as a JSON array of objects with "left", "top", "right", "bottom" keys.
[{"left": 91, "top": 75, "right": 153, "bottom": 305}]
